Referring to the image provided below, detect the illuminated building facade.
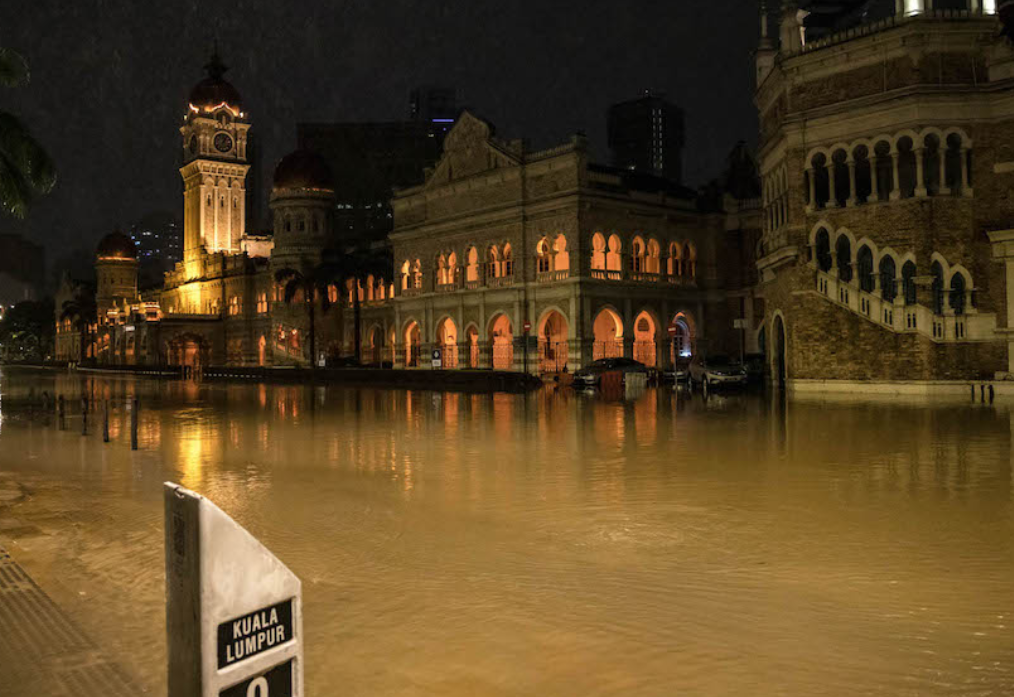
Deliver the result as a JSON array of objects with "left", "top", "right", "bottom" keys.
[{"left": 755, "top": 1, "right": 1014, "bottom": 388}]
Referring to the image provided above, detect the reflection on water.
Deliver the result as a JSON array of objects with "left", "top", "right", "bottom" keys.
[{"left": 0, "top": 369, "right": 1013, "bottom": 697}]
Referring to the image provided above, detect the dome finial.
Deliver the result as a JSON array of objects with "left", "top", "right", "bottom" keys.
[{"left": 204, "top": 37, "right": 227, "bottom": 80}]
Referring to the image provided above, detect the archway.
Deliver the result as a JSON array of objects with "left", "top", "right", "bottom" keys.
[
  {"left": 489, "top": 314, "right": 514, "bottom": 370},
  {"left": 669, "top": 312, "right": 695, "bottom": 365},
  {"left": 592, "top": 308, "right": 624, "bottom": 360},
  {"left": 774, "top": 315, "right": 787, "bottom": 387},
  {"left": 404, "top": 321, "right": 421, "bottom": 367},
  {"left": 168, "top": 333, "right": 209, "bottom": 378},
  {"left": 537, "top": 310, "right": 569, "bottom": 373},
  {"left": 437, "top": 317, "right": 459, "bottom": 369},
  {"left": 466, "top": 325, "right": 480, "bottom": 368},
  {"left": 368, "top": 325, "right": 384, "bottom": 365},
  {"left": 632, "top": 310, "right": 657, "bottom": 367}
]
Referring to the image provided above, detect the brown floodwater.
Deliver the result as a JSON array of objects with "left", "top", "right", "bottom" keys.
[{"left": 0, "top": 368, "right": 1012, "bottom": 696}]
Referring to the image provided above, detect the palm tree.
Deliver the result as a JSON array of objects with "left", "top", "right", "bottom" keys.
[
  {"left": 0, "top": 47, "right": 56, "bottom": 218},
  {"left": 60, "top": 283, "right": 97, "bottom": 365},
  {"left": 328, "top": 246, "right": 393, "bottom": 365},
  {"left": 275, "top": 263, "right": 339, "bottom": 369}
]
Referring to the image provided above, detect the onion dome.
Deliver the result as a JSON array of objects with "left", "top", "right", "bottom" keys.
[
  {"left": 273, "top": 149, "right": 333, "bottom": 190},
  {"left": 96, "top": 231, "right": 137, "bottom": 260},
  {"left": 188, "top": 52, "right": 242, "bottom": 112}
]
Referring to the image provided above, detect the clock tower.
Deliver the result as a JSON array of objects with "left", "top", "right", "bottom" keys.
[{"left": 180, "top": 51, "right": 250, "bottom": 272}]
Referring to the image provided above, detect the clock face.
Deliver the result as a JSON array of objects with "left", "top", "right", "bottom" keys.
[
  {"left": 214, "top": 132, "right": 233, "bottom": 153},
  {"left": 188, "top": 135, "right": 198, "bottom": 154}
]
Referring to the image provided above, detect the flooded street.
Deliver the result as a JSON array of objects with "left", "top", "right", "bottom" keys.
[{"left": 1, "top": 368, "right": 1013, "bottom": 696}]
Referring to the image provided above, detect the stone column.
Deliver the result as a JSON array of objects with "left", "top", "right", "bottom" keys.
[
  {"left": 806, "top": 168, "right": 816, "bottom": 212},
  {"left": 828, "top": 164, "right": 839, "bottom": 208},
  {"left": 939, "top": 150, "right": 950, "bottom": 195},
  {"left": 890, "top": 151, "right": 901, "bottom": 201},
  {"left": 846, "top": 160, "right": 857, "bottom": 207},
  {"left": 960, "top": 148, "right": 972, "bottom": 197},
  {"left": 915, "top": 147, "right": 927, "bottom": 198},
  {"left": 870, "top": 157, "right": 880, "bottom": 202}
]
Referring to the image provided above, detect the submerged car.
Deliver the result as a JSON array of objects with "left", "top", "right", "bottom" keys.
[
  {"left": 662, "top": 358, "right": 691, "bottom": 383},
  {"left": 688, "top": 354, "right": 747, "bottom": 389},
  {"left": 573, "top": 358, "right": 648, "bottom": 386}
]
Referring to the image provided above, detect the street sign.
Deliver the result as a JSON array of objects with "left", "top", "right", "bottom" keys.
[
  {"left": 431, "top": 348, "right": 442, "bottom": 369},
  {"left": 165, "top": 483, "right": 303, "bottom": 697},
  {"left": 668, "top": 324, "right": 677, "bottom": 338},
  {"left": 523, "top": 320, "right": 532, "bottom": 334},
  {"left": 733, "top": 318, "right": 748, "bottom": 330}
]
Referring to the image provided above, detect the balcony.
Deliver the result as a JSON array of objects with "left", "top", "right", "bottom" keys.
[
  {"left": 591, "top": 269, "right": 623, "bottom": 281},
  {"left": 537, "top": 269, "right": 570, "bottom": 284},
  {"left": 487, "top": 275, "right": 515, "bottom": 288}
]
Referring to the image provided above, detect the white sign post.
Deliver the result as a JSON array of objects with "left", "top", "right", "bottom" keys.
[{"left": 164, "top": 482, "right": 303, "bottom": 697}]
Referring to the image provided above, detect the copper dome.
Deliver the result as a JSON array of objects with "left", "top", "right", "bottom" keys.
[
  {"left": 96, "top": 231, "right": 137, "bottom": 260},
  {"left": 188, "top": 53, "right": 242, "bottom": 111},
  {"left": 273, "top": 149, "right": 333, "bottom": 190}
]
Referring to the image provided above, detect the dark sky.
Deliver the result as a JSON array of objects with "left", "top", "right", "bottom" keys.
[{"left": 3, "top": 0, "right": 759, "bottom": 282}]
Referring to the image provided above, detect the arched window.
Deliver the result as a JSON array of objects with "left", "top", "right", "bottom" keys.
[
  {"left": 874, "top": 140, "right": 893, "bottom": 202},
  {"left": 554, "top": 235, "right": 569, "bottom": 272},
  {"left": 366, "top": 274, "right": 376, "bottom": 302},
  {"left": 466, "top": 247, "right": 479, "bottom": 282},
  {"left": 853, "top": 145, "right": 872, "bottom": 204},
  {"left": 923, "top": 133, "right": 942, "bottom": 196},
  {"left": 502, "top": 244, "right": 514, "bottom": 277},
  {"left": 811, "top": 153, "right": 830, "bottom": 209},
  {"left": 931, "top": 262, "right": 945, "bottom": 314},
  {"left": 815, "top": 229, "right": 832, "bottom": 272},
  {"left": 945, "top": 133, "right": 964, "bottom": 195},
  {"left": 436, "top": 254, "right": 448, "bottom": 285},
  {"left": 832, "top": 149, "right": 850, "bottom": 206},
  {"left": 950, "top": 273, "right": 967, "bottom": 315},
  {"left": 902, "top": 261, "right": 917, "bottom": 305},
  {"left": 606, "top": 235, "right": 622, "bottom": 272},
  {"left": 857, "top": 245, "right": 874, "bottom": 292},
  {"left": 400, "top": 260, "right": 410, "bottom": 291},
  {"left": 879, "top": 256, "right": 897, "bottom": 302},
  {"left": 487, "top": 246, "right": 501, "bottom": 278},
  {"left": 897, "top": 137, "right": 917, "bottom": 198},
  {"left": 668, "top": 242, "right": 682, "bottom": 276},
  {"left": 412, "top": 259, "right": 422, "bottom": 289},
  {"left": 447, "top": 252, "right": 458, "bottom": 285},
  {"left": 835, "top": 236, "right": 853, "bottom": 282},
  {"left": 591, "top": 233, "right": 606, "bottom": 271},
  {"left": 684, "top": 243, "right": 697, "bottom": 279},
  {"left": 536, "top": 238, "right": 551, "bottom": 273},
  {"left": 646, "top": 239, "right": 661, "bottom": 274},
  {"left": 631, "top": 237, "right": 646, "bottom": 273}
]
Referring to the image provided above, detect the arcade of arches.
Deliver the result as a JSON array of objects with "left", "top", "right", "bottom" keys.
[{"left": 394, "top": 306, "right": 699, "bottom": 372}]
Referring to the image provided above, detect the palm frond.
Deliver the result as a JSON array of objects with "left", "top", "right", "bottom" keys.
[{"left": 0, "top": 48, "right": 29, "bottom": 88}]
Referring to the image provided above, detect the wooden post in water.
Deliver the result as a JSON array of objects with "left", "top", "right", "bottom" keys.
[
  {"left": 57, "top": 395, "right": 65, "bottom": 431},
  {"left": 103, "top": 400, "right": 110, "bottom": 443},
  {"left": 81, "top": 396, "right": 88, "bottom": 436},
  {"left": 130, "top": 397, "right": 139, "bottom": 450}
]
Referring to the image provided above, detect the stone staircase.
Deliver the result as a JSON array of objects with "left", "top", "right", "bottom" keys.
[{"left": 810, "top": 267, "right": 997, "bottom": 343}]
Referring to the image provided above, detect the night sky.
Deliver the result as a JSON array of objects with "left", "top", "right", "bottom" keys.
[{"left": 2, "top": 0, "right": 759, "bottom": 285}]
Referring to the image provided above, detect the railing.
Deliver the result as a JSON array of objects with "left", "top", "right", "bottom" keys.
[
  {"left": 632, "top": 340, "right": 656, "bottom": 367},
  {"left": 465, "top": 280, "right": 481, "bottom": 291},
  {"left": 487, "top": 275, "right": 515, "bottom": 288},
  {"left": 591, "top": 269, "right": 623, "bottom": 281},
  {"left": 630, "top": 272, "right": 661, "bottom": 284},
  {"left": 593, "top": 340, "right": 624, "bottom": 361},
  {"left": 469, "top": 342, "right": 481, "bottom": 369},
  {"left": 537, "top": 269, "right": 571, "bottom": 283},
  {"left": 538, "top": 341, "right": 569, "bottom": 373},
  {"left": 492, "top": 342, "right": 514, "bottom": 370},
  {"left": 813, "top": 267, "right": 996, "bottom": 343},
  {"left": 436, "top": 281, "right": 460, "bottom": 293},
  {"left": 441, "top": 345, "right": 459, "bottom": 369},
  {"left": 400, "top": 288, "right": 420, "bottom": 298}
]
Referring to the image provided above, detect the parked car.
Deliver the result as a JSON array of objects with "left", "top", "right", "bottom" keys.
[
  {"left": 688, "top": 354, "right": 747, "bottom": 390},
  {"left": 662, "top": 358, "right": 691, "bottom": 383},
  {"left": 573, "top": 357, "right": 648, "bottom": 386}
]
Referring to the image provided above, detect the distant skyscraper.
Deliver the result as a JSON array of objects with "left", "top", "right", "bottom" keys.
[
  {"left": 409, "top": 86, "right": 458, "bottom": 136},
  {"left": 129, "top": 211, "right": 181, "bottom": 285},
  {"left": 607, "top": 91, "right": 686, "bottom": 184}
]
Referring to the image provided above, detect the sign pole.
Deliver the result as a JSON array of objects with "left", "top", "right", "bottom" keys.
[
  {"left": 164, "top": 483, "right": 303, "bottom": 697},
  {"left": 523, "top": 319, "right": 531, "bottom": 375}
]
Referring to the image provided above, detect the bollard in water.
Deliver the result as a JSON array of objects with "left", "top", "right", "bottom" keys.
[
  {"left": 981, "top": 385, "right": 986, "bottom": 403},
  {"left": 989, "top": 384, "right": 995, "bottom": 404},
  {"left": 57, "top": 395, "right": 65, "bottom": 431},
  {"left": 130, "top": 397, "right": 139, "bottom": 450},
  {"left": 103, "top": 400, "right": 110, "bottom": 443},
  {"left": 971, "top": 384, "right": 976, "bottom": 401}
]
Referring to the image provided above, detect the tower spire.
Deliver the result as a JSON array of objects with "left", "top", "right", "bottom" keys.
[{"left": 204, "top": 35, "right": 227, "bottom": 80}]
